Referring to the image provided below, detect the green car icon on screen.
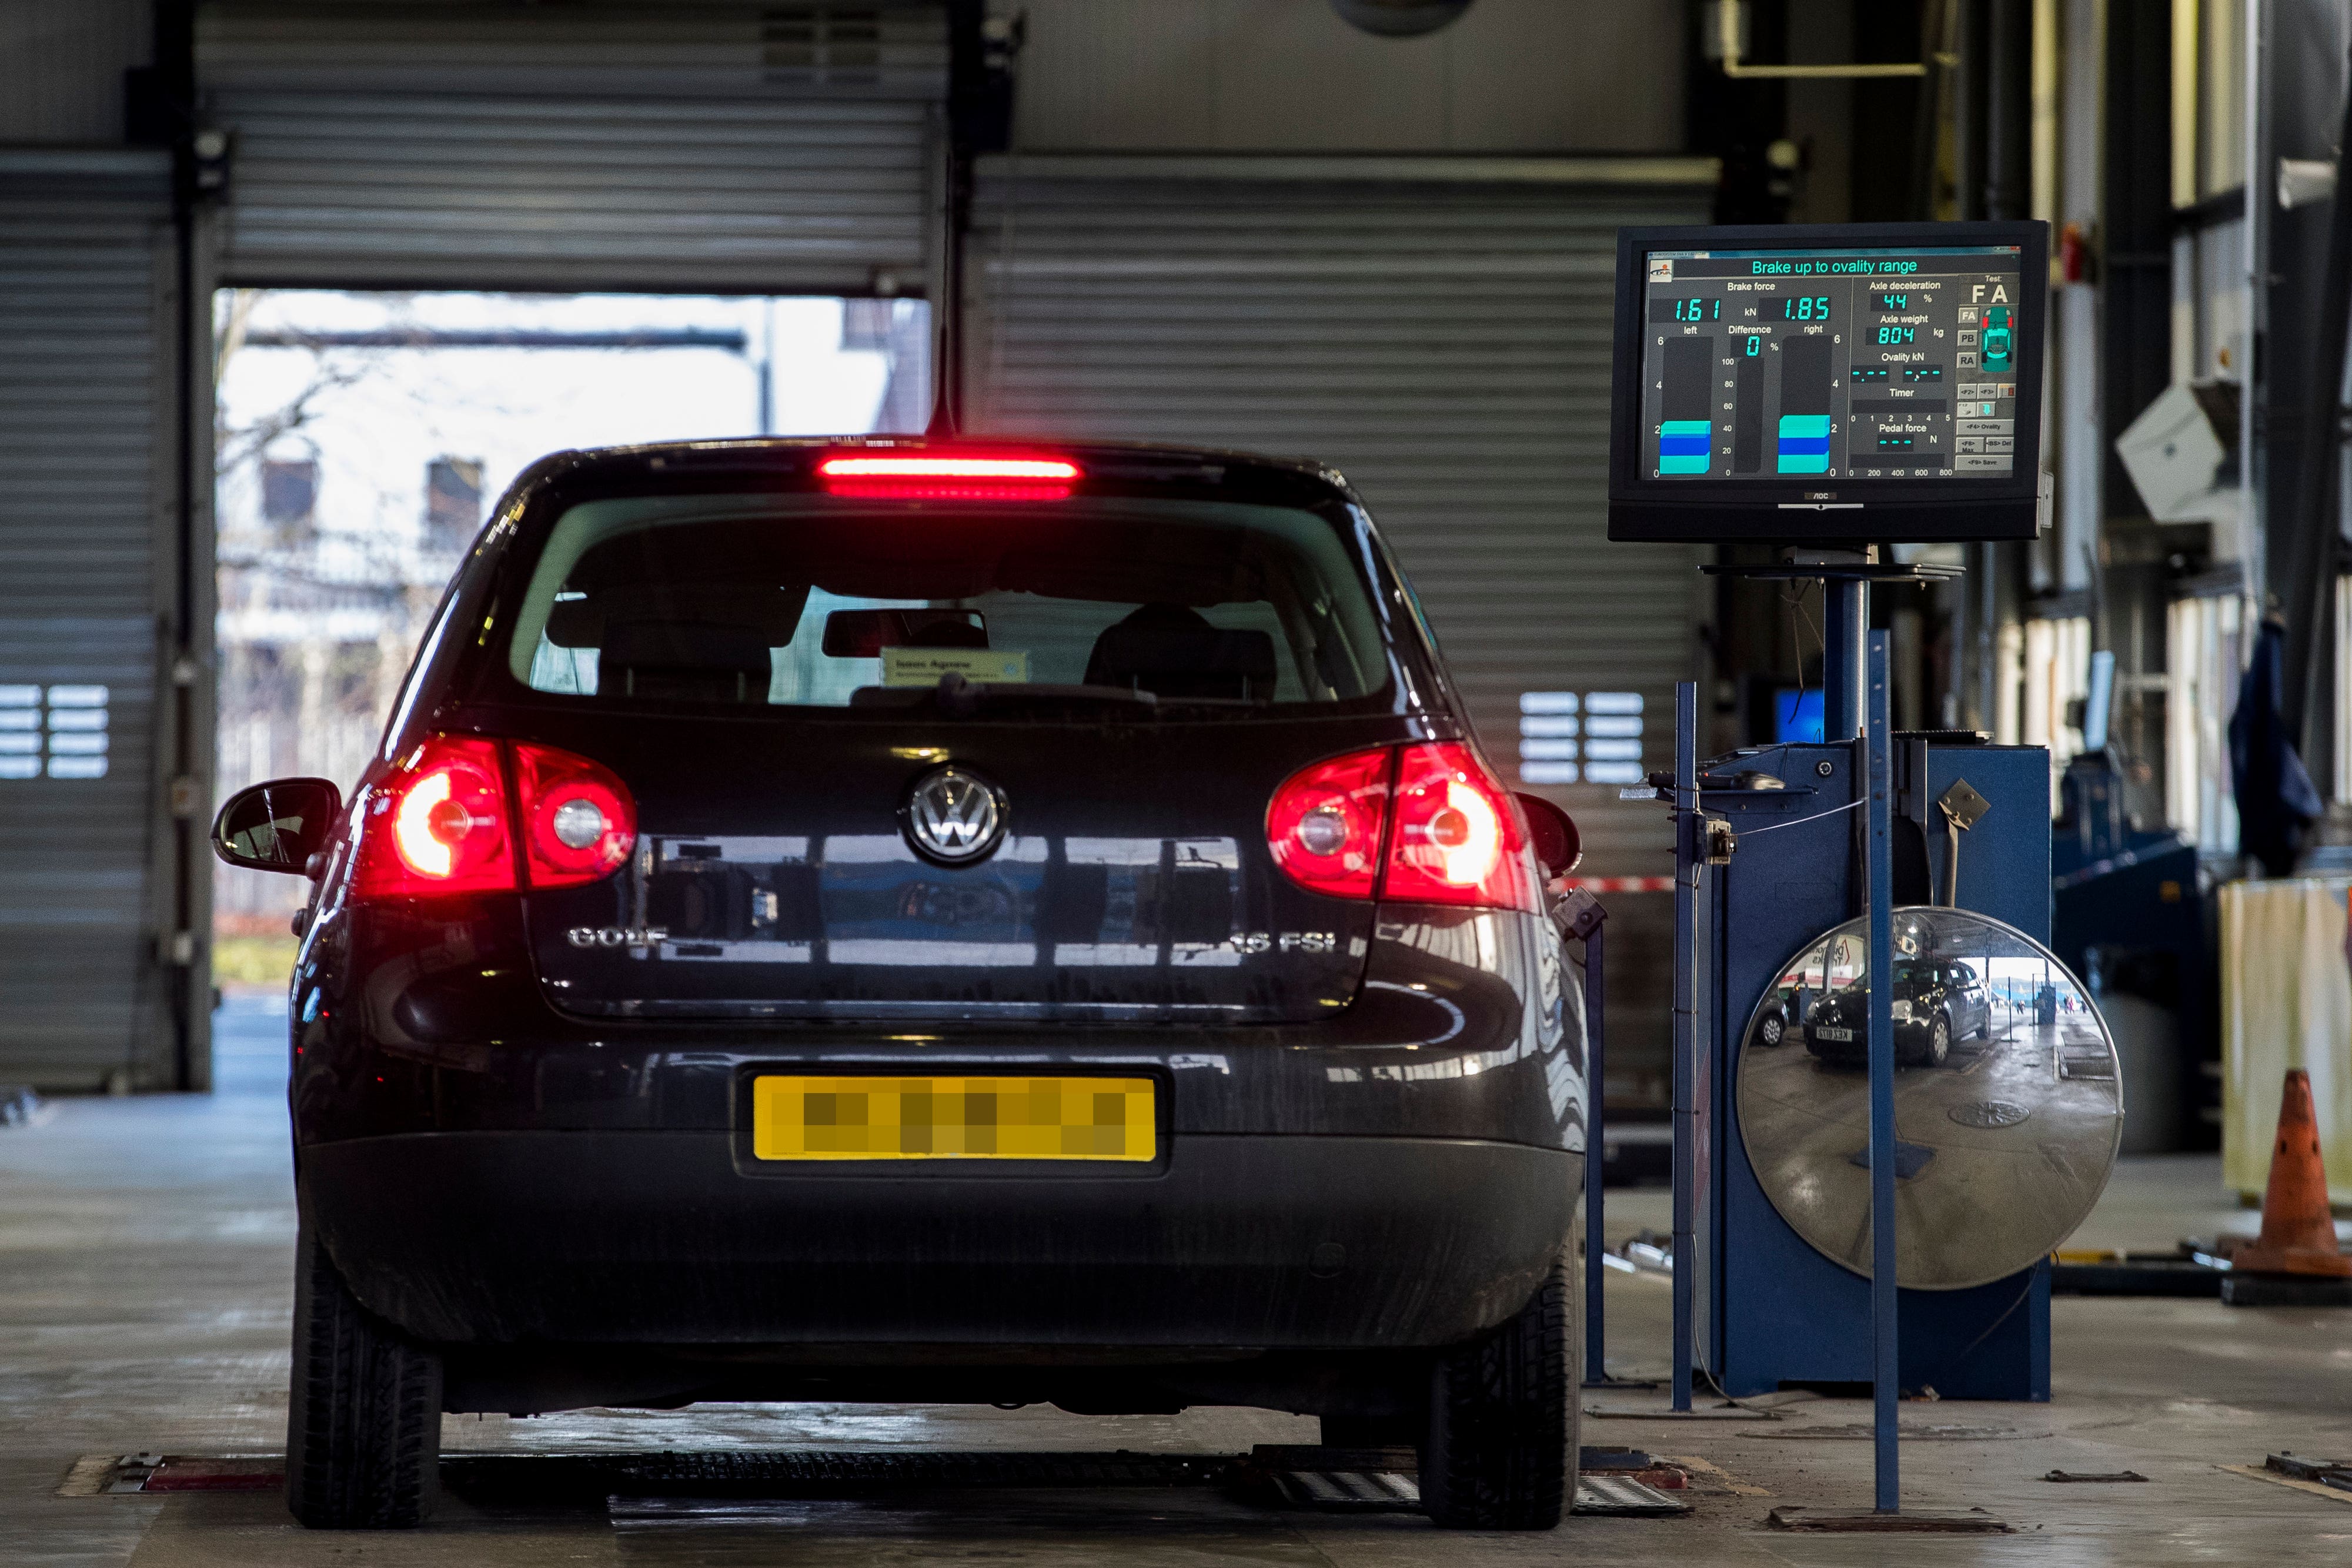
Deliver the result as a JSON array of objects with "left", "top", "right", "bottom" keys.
[{"left": 1983, "top": 306, "right": 2013, "bottom": 373}]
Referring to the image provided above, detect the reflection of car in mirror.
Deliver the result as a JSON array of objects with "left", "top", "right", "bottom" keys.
[
  {"left": 1737, "top": 907, "right": 2121, "bottom": 1290},
  {"left": 1800, "top": 959, "right": 1991, "bottom": 1068},
  {"left": 1749, "top": 969, "right": 1806, "bottom": 1047}
]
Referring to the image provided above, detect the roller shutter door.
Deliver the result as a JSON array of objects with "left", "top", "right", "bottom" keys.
[
  {"left": 196, "top": 1, "right": 947, "bottom": 293},
  {"left": 963, "top": 156, "right": 1714, "bottom": 874},
  {"left": 0, "top": 155, "right": 174, "bottom": 1089}
]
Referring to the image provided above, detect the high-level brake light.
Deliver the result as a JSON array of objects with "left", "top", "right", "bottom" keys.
[
  {"left": 816, "top": 453, "right": 1082, "bottom": 501},
  {"left": 1265, "top": 741, "right": 1538, "bottom": 913}
]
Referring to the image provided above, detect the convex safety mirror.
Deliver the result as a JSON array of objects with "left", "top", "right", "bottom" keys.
[
  {"left": 213, "top": 777, "right": 342, "bottom": 875},
  {"left": 1738, "top": 906, "right": 2120, "bottom": 1289}
]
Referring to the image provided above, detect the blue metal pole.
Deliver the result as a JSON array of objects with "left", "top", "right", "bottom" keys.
[
  {"left": 1583, "top": 920, "right": 1606, "bottom": 1382},
  {"left": 1671, "top": 681, "right": 1698, "bottom": 1413},
  {"left": 1866, "top": 631, "right": 1900, "bottom": 1513}
]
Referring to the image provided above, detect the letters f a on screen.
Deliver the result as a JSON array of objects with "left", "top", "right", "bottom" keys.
[{"left": 1607, "top": 222, "right": 2048, "bottom": 544}]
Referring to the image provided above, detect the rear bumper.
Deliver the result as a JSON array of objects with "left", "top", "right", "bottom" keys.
[
  {"left": 1801, "top": 1020, "right": 1933, "bottom": 1063},
  {"left": 307, "top": 1131, "right": 1576, "bottom": 1355}
]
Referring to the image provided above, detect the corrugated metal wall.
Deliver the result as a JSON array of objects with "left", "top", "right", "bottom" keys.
[
  {"left": 962, "top": 156, "right": 1712, "bottom": 873},
  {"left": 1006, "top": 0, "right": 1688, "bottom": 155},
  {"left": 0, "top": 0, "right": 149, "bottom": 143},
  {"left": 196, "top": 0, "right": 948, "bottom": 292},
  {"left": 0, "top": 152, "right": 176, "bottom": 1090}
]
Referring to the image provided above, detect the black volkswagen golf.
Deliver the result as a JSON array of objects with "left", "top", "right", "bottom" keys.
[{"left": 213, "top": 439, "right": 1589, "bottom": 1532}]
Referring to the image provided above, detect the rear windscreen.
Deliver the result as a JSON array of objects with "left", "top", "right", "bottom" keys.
[{"left": 505, "top": 494, "right": 1391, "bottom": 711}]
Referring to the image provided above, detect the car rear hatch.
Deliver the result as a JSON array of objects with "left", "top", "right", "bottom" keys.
[
  {"left": 467, "top": 449, "right": 1431, "bottom": 1025},
  {"left": 505, "top": 711, "right": 1409, "bottom": 1022}
]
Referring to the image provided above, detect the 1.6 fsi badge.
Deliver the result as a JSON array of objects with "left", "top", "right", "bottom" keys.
[{"left": 1228, "top": 931, "right": 1337, "bottom": 954}]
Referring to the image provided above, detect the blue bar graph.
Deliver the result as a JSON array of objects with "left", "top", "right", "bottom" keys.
[
  {"left": 1659, "top": 419, "right": 1711, "bottom": 475},
  {"left": 1776, "top": 414, "right": 1831, "bottom": 474}
]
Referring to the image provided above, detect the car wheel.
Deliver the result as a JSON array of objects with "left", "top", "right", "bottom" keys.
[
  {"left": 1421, "top": 1243, "right": 1578, "bottom": 1530},
  {"left": 1758, "top": 1012, "right": 1784, "bottom": 1047},
  {"left": 1927, "top": 1015, "right": 1950, "bottom": 1067},
  {"left": 285, "top": 1225, "right": 442, "bottom": 1530}
]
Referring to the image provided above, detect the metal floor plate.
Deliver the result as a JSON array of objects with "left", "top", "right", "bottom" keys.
[
  {"left": 1574, "top": 1476, "right": 1693, "bottom": 1516},
  {"left": 609, "top": 1450, "right": 1234, "bottom": 1493}
]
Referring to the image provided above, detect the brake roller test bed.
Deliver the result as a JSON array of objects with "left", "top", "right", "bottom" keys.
[{"left": 1603, "top": 225, "right": 2083, "bottom": 1437}]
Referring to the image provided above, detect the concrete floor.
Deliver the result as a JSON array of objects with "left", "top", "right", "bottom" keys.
[
  {"left": 2, "top": 994, "right": 2348, "bottom": 1564},
  {"left": 1739, "top": 1012, "right": 2120, "bottom": 1286}
]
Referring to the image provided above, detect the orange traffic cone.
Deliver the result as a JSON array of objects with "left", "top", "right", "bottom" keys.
[{"left": 2233, "top": 1070, "right": 2352, "bottom": 1279}]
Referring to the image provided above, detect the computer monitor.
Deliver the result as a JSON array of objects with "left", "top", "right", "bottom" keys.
[
  {"left": 1774, "top": 686, "right": 1826, "bottom": 744},
  {"left": 1608, "top": 221, "right": 2049, "bottom": 544}
]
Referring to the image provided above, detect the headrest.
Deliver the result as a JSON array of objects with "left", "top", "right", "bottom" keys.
[
  {"left": 598, "top": 620, "right": 770, "bottom": 703},
  {"left": 1083, "top": 603, "right": 1278, "bottom": 701}
]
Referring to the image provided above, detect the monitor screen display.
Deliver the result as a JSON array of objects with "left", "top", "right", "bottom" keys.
[
  {"left": 1609, "top": 222, "right": 2047, "bottom": 544},
  {"left": 1774, "top": 686, "right": 1825, "bottom": 744}
]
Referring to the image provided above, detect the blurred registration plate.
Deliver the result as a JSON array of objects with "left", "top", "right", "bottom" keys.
[
  {"left": 751, "top": 1075, "right": 1156, "bottom": 1162},
  {"left": 1812, "top": 1026, "right": 1855, "bottom": 1042}
]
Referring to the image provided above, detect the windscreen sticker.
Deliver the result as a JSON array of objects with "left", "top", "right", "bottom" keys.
[{"left": 881, "top": 648, "right": 1028, "bottom": 687}]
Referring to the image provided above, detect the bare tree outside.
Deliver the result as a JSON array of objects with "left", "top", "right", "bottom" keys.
[{"left": 210, "top": 289, "right": 925, "bottom": 985}]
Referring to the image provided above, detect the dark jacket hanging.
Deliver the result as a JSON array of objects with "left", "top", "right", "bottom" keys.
[{"left": 2228, "top": 618, "right": 2324, "bottom": 877}]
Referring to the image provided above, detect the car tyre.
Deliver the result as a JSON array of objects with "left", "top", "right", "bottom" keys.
[
  {"left": 1420, "top": 1245, "right": 1578, "bottom": 1530},
  {"left": 286, "top": 1225, "right": 442, "bottom": 1530},
  {"left": 1927, "top": 1014, "right": 1951, "bottom": 1067},
  {"left": 1758, "top": 1011, "right": 1785, "bottom": 1047}
]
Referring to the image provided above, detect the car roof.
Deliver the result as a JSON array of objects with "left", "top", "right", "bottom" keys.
[{"left": 517, "top": 436, "right": 1367, "bottom": 510}]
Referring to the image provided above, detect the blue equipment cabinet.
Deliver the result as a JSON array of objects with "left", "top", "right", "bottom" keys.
[
  {"left": 2050, "top": 751, "right": 2208, "bottom": 1120},
  {"left": 1695, "top": 738, "right": 2053, "bottom": 1400}
]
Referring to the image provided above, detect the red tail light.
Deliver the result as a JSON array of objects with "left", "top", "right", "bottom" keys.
[
  {"left": 816, "top": 452, "right": 1081, "bottom": 501},
  {"left": 1266, "top": 741, "right": 1536, "bottom": 913},
  {"left": 354, "top": 736, "right": 515, "bottom": 896},
  {"left": 514, "top": 741, "right": 636, "bottom": 887},
  {"left": 1383, "top": 741, "right": 1536, "bottom": 912},
  {"left": 1266, "top": 746, "right": 1394, "bottom": 899},
  {"left": 352, "top": 735, "right": 636, "bottom": 898}
]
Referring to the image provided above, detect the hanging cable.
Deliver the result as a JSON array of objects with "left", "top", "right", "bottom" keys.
[{"left": 1737, "top": 797, "right": 1867, "bottom": 838}]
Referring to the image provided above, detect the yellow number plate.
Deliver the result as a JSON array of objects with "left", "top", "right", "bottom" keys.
[{"left": 750, "top": 1075, "right": 1157, "bottom": 1162}]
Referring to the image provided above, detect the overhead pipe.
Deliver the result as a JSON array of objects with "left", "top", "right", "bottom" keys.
[{"left": 1983, "top": 0, "right": 2032, "bottom": 221}]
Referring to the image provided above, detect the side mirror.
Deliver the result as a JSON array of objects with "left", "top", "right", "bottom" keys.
[
  {"left": 1514, "top": 793, "right": 1581, "bottom": 881},
  {"left": 213, "top": 777, "right": 342, "bottom": 875}
]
